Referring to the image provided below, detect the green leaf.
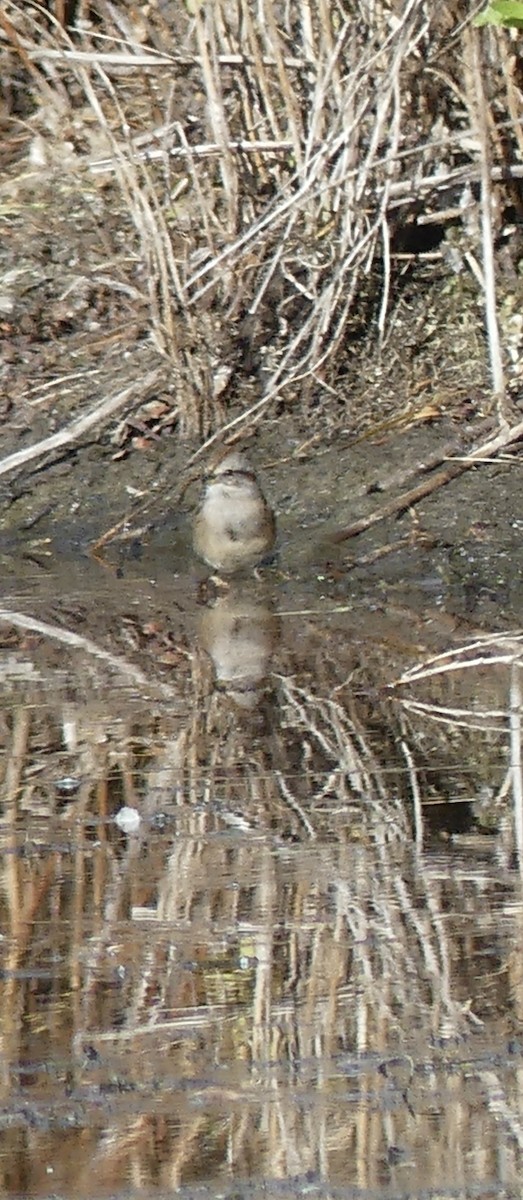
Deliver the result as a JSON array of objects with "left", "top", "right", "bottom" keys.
[{"left": 474, "top": 0, "right": 523, "bottom": 25}]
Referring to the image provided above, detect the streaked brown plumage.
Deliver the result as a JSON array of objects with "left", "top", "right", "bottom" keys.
[{"left": 193, "top": 451, "right": 275, "bottom": 574}]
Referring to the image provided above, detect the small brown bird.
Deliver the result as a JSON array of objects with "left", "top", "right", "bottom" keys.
[{"left": 193, "top": 450, "right": 276, "bottom": 575}]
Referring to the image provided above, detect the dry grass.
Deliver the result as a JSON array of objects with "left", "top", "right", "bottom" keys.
[{"left": 1, "top": 0, "right": 522, "bottom": 450}]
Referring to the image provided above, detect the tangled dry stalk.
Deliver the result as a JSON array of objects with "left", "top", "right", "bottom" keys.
[{"left": 2, "top": 0, "right": 522, "bottom": 450}]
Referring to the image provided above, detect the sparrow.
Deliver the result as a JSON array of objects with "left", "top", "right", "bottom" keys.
[{"left": 193, "top": 450, "right": 276, "bottom": 575}]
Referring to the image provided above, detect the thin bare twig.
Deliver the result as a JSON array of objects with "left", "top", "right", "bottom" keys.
[{"left": 466, "top": 27, "right": 505, "bottom": 402}]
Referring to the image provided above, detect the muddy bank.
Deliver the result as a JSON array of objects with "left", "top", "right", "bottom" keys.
[{"left": 0, "top": 409, "right": 521, "bottom": 632}]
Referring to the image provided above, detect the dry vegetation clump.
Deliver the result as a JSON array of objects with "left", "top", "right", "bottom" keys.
[{"left": 1, "top": 0, "right": 522, "bottom": 455}]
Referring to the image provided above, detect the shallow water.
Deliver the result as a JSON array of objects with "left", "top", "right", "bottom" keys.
[{"left": 0, "top": 552, "right": 522, "bottom": 1200}]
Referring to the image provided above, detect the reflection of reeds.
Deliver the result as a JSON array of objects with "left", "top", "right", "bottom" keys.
[
  {"left": 1, "top": 599, "right": 523, "bottom": 1191},
  {"left": 0, "top": 606, "right": 179, "bottom": 699},
  {"left": 392, "top": 632, "right": 523, "bottom": 846}
]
